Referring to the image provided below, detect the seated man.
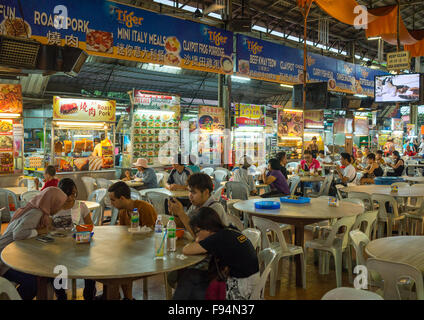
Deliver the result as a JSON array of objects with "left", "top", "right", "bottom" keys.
[
  {"left": 317, "top": 150, "right": 332, "bottom": 166},
  {"left": 166, "top": 154, "right": 192, "bottom": 191},
  {"left": 335, "top": 153, "right": 356, "bottom": 185},
  {"left": 167, "top": 172, "right": 228, "bottom": 300},
  {"left": 232, "top": 155, "right": 257, "bottom": 196},
  {"left": 108, "top": 182, "right": 158, "bottom": 300}
]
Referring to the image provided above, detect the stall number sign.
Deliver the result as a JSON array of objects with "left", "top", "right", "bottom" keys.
[{"left": 387, "top": 51, "right": 411, "bottom": 70}]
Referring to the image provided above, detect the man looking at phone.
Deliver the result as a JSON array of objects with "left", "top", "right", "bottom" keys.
[
  {"left": 335, "top": 153, "right": 356, "bottom": 185},
  {"left": 168, "top": 173, "right": 228, "bottom": 238},
  {"left": 167, "top": 173, "right": 228, "bottom": 299}
]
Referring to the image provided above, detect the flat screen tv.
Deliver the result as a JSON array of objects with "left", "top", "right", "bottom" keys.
[
  {"left": 292, "top": 82, "right": 328, "bottom": 109},
  {"left": 375, "top": 73, "right": 423, "bottom": 103}
]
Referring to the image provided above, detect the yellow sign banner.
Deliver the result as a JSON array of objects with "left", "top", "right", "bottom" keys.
[{"left": 53, "top": 97, "right": 116, "bottom": 122}]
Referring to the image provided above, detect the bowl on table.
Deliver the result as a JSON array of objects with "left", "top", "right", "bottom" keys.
[{"left": 176, "top": 229, "right": 185, "bottom": 239}]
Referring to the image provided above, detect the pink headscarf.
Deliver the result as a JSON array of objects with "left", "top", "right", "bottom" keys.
[{"left": 11, "top": 187, "right": 68, "bottom": 228}]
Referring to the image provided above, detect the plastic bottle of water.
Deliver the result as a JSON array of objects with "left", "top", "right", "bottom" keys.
[
  {"left": 129, "top": 208, "right": 140, "bottom": 232},
  {"left": 154, "top": 215, "right": 164, "bottom": 259},
  {"left": 167, "top": 217, "right": 177, "bottom": 252}
]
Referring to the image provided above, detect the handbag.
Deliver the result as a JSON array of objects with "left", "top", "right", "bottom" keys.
[{"left": 205, "top": 256, "right": 229, "bottom": 300}]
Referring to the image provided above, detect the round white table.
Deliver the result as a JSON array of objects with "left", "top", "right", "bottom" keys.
[
  {"left": 110, "top": 180, "right": 144, "bottom": 188},
  {"left": 401, "top": 176, "right": 424, "bottom": 184},
  {"left": 234, "top": 196, "right": 363, "bottom": 287},
  {"left": 139, "top": 188, "right": 190, "bottom": 198},
  {"left": 1, "top": 226, "right": 205, "bottom": 300},
  {"left": 366, "top": 236, "right": 424, "bottom": 273},
  {"left": 340, "top": 184, "right": 424, "bottom": 198}
]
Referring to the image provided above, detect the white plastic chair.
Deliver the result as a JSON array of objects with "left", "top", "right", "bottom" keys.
[
  {"left": 211, "top": 186, "right": 225, "bottom": 201},
  {"left": 242, "top": 228, "right": 261, "bottom": 250},
  {"left": 155, "top": 173, "right": 164, "bottom": 186},
  {"left": 306, "top": 173, "right": 334, "bottom": 198},
  {"left": 371, "top": 194, "right": 406, "bottom": 238},
  {"left": 305, "top": 215, "right": 357, "bottom": 287},
  {"left": 225, "top": 181, "right": 249, "bottom": 200},
  {"left": 404, "top": 198, "right": 424, "bottom": 235},
  {"left": 349, "top": 230, "right": 370, "bottom": 267},
  {"left": 406, "top": 184, "right": 424, "bottom": 211},
  {"left": 252, "top": 216, "right": 306, "bottom": 295},
  {"left": 250, "top": 248, "right": 277, "bottom": 300},
  {"left": 352, "top": 210, "right": 378, "bottom": 240},
  {"left": 81, "top": 177, "right": 97, "bottom": 199},
  {"left": 20, "top": 190, "right": 40, "bottom": 207},
  {"left": 96, "top": 178, "right": 113, "bottom": 189},
  {"left": 200, "top": 167, "right": 214, "bottom": 176},
  {"left": 226, "top": 213, "right": 245, "bottom": 231},
  {"left": 213, "top": 170, "right": 228, "bottom": 190},
  {"left": 0, "top": 277, "right": 22, "bottom": 300},
  {"left": 321, "top": 287, "right": 383, "bottom": 300},
  {"left": 367, "top": 258, "right": 424, "bottom": 300},
  {"left": 0, "top": 189, "right": 20, "bottom": 223},
  {"left": 87, "top": 189, "right": 107, "bottom": 226},
  {"left": 348, "top": 192, "right": 373, "bottom": 212},
  {"left": 145, "top": 191, "right": 168, "bottom": 216},
  {"left": 287, "top": 175, "right": 300, "bottom": 196}
]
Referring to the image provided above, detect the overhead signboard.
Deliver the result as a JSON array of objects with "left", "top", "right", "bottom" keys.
[
  {"left": 236, "top": 34, "right": 389, "bottom": 97},
  {"left": 387, "top": 51, "right": 411, "bottom": 70},
  {"left": 0, "top": 0, "right": 234, "bottom": 75},
  {"left": 53, "top": 96, "right": 116, "bottom": 122}
]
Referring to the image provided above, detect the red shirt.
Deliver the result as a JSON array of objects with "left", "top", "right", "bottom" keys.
[
  {"left": 300, "top": 159, "right": 321, "bottom": 171},
  {"left": 404, "top": 151, "right": 417, "bottom": 157},
  {"left": 41, "top": 178, "right": 59, "bottom": 191}
]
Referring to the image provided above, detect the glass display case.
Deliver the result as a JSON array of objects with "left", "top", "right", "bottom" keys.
[
  {"left": 51, "top": 121, "right": 115, "bottom": 172},
  {"left": 233, "top": 127, "right": 266, "bottom": 167}
]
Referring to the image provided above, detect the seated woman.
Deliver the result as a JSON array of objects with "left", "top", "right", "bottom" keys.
[
  {"left": 387, "top": 151, "right": 405, "bottom": 177},
  {"left": 182, "top": 207, "right": 259, "bottom": 300},
  {"left": 261, "top": 158, "right": 290, "bottom": 198},
  {"left": 299, "top": 150, "right": 322, "bottom": 193},
  {"left": 360, "top": 153, "right": 384, "bottom": 185},
  {"left": 120, "top": 169, "right": 133, "bottom": 182},
  {"left": 0, "top": 187, "right": 68, "bottom": 300},
  {"left": 53, "top": 178, "right": 96, "bottom": 300},
  {"left": 353, "top": 150, "right": 366, "bottom": 170}
]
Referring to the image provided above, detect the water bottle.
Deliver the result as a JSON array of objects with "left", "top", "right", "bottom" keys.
[
  {"left": 167, "top": 217, "right": 177, "bottom": 252},
  {"left": 129, "top": 208, "right": 140, "bottom": 232},
  {"left": 154, "top": 215, "right": 164, "bottom": 259}
]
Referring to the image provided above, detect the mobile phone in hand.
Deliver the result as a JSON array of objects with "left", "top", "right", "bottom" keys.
[{"left": 36, "top": 236, "right": 54, "bottom": 243}]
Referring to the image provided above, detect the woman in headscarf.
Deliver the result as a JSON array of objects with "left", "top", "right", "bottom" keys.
[{"left": 0, "top": 187, "right": 67, "bottom": 300}]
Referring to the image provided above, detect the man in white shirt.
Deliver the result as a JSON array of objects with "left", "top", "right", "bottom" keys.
[
  {"left": 335, "top": 153, "right": 356, "bottom": 184},
  {"left": 232, "top": 155, "right": 257, "bottom": 195},
  {"left": 317, "top": 150, "right": 332, "bottom": 166},
  {"left": 419, "top": 137, "right": 424, "bottom": 154}
]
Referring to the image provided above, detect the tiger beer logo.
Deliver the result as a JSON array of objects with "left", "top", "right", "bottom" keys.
[
  {"left": 116, "top": 9, "right": 144, "bottom": 28},
  {"left": 247, "top": 40, "right": 263, "bottom": 55},
  {"left": 207, "top": 31, "right": 228, "bottom": 46},
  {"left": 237, "top": 234, "right": 247, "bottom": 243}
]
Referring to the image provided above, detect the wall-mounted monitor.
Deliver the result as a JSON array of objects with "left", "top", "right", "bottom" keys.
[
  {"left": 292, "top": 82, "right": 328, "bottom": 110},
  {"left": 375, "top": 73, "right": 423, "bottom": 103}
]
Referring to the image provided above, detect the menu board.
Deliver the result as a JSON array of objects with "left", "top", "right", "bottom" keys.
[
  {"left": 0, "top": 120, "right": 14, "bottom": 174},
  {"left": 234, "top": 104, "right": 265, "bottom": 126},
  {"left": 132, "top": 113, "right": 180, "bottom": 166},
  {"left": 277, "top": 109, "right": 303, "bottom": 145},
  {"left": 197, "top": 106, "right": 224, "bottom": 165}
]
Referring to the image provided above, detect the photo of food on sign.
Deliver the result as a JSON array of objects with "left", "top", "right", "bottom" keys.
[
  {"left": 0, "top": 84, "right": 23, "bottom": 113},
  {"left": 199, "top": 115, "right": 213, "bottom": 130},
  {"left": 278, "top": 111, "right": 303, "bottom": 137},
  {"left": 0, "top": 121, "right": 13, "bottom": 133},
  {"left": 238, "top": 60, "right": 250, "bottom": 75},
  {"left": 164, "top": 36, "right": 182, "bottom": 66},
  {"left": 221, "top": 56, "right": 234, "bottom": 74},
  {"left": 86, "top": 29, "right": 114, "bottom": 54},
  {"left": 0, "top": 18, "right": 31, "bottom": 38},
  {"left": 60, "top": 103, "right": 78, "bottom": 115},
  {"left": 0, "top": 136, "right": 13, "bottom": 149}
]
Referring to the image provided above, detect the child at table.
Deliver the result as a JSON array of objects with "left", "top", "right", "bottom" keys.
[{"left": 54, "top": 178, "right": 96, "bottom": 300}]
